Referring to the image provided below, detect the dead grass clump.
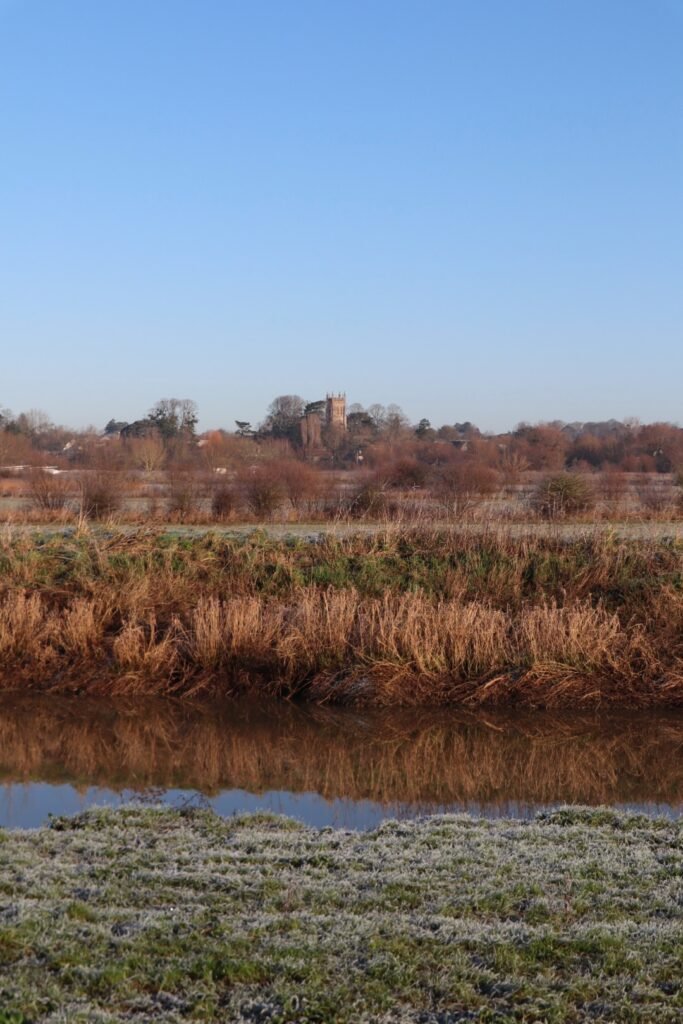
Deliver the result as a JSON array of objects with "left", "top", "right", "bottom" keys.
[
  {"left": 0, "top": 586, "right": 679, "bottom": 705},
  {"left": 516, "top": 602, "right": 648, "bottom": 687},
  {"left": 60, "top": 598, "right": 107, "bottom": 658},
  {"left": 0, "top": 529, "right": 681, "bottom": 706},
  {"left": 0, "top": 591, "right": 50, "bottom": 660},
  {"left": 112, "top": 616, "right": 180, "bottom": 686}
]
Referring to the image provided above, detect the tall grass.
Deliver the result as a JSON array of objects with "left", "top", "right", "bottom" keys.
[{"left": 0, "top": 527, "right": 680, "bottom": 704}]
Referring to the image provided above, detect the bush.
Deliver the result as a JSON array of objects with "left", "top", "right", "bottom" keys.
[
  {"left": 274, "top": 460, "right": 322, "bottom": 513},
  {"left": 167, "top": 472, "right": 202, "bottom": 521},
  {"left": 348, "top": 478, "right": 391, "bottom": 519},
  {"left": 436, "top": 462, "right": 500, "bottom": 505},
  {"left": 387, "top": 458, "right": 428, "bottom": 489},
  {"left": 27, "top": 469, "right": 74, "bottom": 511},
  {"left": 211, "top": 482, "right": 236, "bottom": 520},
  {"left": 79, "top": 472, "right": 121, "bottom": 519},
  {"left": 238, "top": 465, "right": 284, "bottom": 519},
  {"left": 532, "top": 474, "right": 595, "bottom": 518}
]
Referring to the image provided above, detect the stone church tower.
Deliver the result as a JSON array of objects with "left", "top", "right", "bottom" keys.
[{"left": 325, "top": 393, "right": 347, "bottom": 430}]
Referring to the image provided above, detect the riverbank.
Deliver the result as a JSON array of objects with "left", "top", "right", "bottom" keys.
[
  {"left": 0, "top": 527, "right": 682, "bottom": 705},
  {"left": 1, "top": 807, "right": 681, "bottom": 1022}
]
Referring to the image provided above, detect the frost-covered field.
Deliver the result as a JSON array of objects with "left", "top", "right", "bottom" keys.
[{"left": 0, "top": 808, "right": 681, "bottom": 1022}]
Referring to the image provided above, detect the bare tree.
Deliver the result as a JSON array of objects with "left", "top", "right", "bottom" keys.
[{"left": 126, "top": 430, "right": 166, "bottom": 472}]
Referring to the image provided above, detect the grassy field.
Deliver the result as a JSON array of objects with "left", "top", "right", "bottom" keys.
[
  {"left": 0, "top": 806, "right": 681, "bottom": 1022},
  {"left": 0, "top": 525, "right": 682, "bottom": 705}
]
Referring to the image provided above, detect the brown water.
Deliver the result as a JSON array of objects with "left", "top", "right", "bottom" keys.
[{"left": 1, "top": 696, "right": 681, "bottom": 828}]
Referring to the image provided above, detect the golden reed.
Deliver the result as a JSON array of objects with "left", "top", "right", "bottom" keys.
[
  {"left": 0, "top": 585, "right": 680, "bottom": 705},
  {"left": 0, "top": 527, "right": 681, "bottom": 705}
]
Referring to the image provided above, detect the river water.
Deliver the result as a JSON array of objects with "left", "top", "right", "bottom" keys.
[{"left": 1, "top": 696, "right": 681, "bottom": 829}]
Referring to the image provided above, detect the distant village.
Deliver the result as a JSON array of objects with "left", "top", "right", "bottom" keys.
[{"left": 1, "top": 392, "right": 682, "bottom": 479}]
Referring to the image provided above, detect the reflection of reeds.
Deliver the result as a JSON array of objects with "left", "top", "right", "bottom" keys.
[
  {"left": 0, "top": 528, "right": 681, "bottom": 704},
  {"left": 0, "top": 697, "right": 681, "bottom": 810}
]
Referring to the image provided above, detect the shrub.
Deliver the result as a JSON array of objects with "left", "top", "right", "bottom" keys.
[
  {"left": 387, "top": 458, "right": 428, "bottom": 489},
  {"left": 436, "top": 462, "right": 500, "bottom": 505},
  {"left": 168, "top": 472, "right": 202, "bottom": 521},
  {"left": 238, "top": 465, "right": 284, "bottom": 519},
  {"left": 348, "top": 479, "right": 391, "bottom": 519},
  {"left": 274, "top": 460, "right": 322, "bottom": 513},
  {"left": 211, "top": 482, "right": 237, "bottom": 520},
  {"left": 532, "top": 474, "right": 595, "bottom": 518},
  {"left": 27, "top": 469, "right": 74, "bottom": 511},
  {"left": 79, "top": 472, "right": 121, "bottom": 519}
]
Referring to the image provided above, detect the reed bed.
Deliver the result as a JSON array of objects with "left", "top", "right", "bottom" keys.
[{"left": 0, "top": 526, "right": 681, "bottom": 705}]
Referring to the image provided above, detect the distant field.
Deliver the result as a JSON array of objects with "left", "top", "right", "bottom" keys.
[
  {"left": 1, "top": 518, "right": 683, "bottom": 540},
  {"left": 1, "top": 464, "right": 680, "bottom": 530},
  {"left": 1, "top": 806, "right": 681, "bottom": 1022}
]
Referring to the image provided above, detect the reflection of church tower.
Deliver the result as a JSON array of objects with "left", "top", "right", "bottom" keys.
[{"left": 326, "top": 393, "right": 347, "bottom": 430}]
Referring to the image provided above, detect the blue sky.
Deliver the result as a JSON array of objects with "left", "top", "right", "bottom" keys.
[{"left": 1, "top": 0, "right": 681, "bottom": 433}]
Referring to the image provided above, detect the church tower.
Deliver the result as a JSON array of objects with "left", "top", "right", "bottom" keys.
[{"left": 325, "top": 393, "right": 347, "bottom": 430}]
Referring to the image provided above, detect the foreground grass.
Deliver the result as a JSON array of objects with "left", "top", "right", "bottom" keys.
[
  {"left": 0, "top": 527, "right": 682, "bottom": 704},
  {"left": 0, "top": 808, "right": 681, "bottom": 1022}
]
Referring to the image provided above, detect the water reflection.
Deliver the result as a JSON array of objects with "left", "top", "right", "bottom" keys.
[{"left": 1, "top": 696, "right": 681, "bottom": 828}]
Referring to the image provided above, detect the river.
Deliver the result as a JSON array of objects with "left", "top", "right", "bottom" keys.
[{"left": 1, "top": 696, "right": 681, "bottom": 828}]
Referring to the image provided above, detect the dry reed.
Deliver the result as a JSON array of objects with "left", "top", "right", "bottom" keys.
[
  {"left": 0, "top": 584, "right": 679, "bottom": 705},
  {"left": 0, "top": 528, "right": 680, "bottom": 705}
]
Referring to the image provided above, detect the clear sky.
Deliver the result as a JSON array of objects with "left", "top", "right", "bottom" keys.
[{"left": 1, "top": 0, "right": 682, "bottom": 433}]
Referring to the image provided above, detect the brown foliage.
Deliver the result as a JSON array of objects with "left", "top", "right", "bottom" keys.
[
  {"left": 79, "top": 472, "right": 122, "bottom": 519},
  {"left": 237, "top": 464, "right": 284, "bottom": 518},
  {"left": 435, "top": 461, "right": 500, "bottom": 505},
  {"left": 274, "top": 459, "right": 323, "bottom": 512},
  {"left": 27, "top": 469, "right": 74, "bottom": 511},
  {"left": 167, "top": 471, "right": 203, "bottom": 521},
  {"left": 210, "top": 481, "right": 237, "bottom": 520},
  {"left": 386, "top": 458, "right": 428, "bottom": 488}
]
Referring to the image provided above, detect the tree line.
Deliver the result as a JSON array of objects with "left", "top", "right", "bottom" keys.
[{"left": 2, "top": 395, "right": 683, "bottom": 479}]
